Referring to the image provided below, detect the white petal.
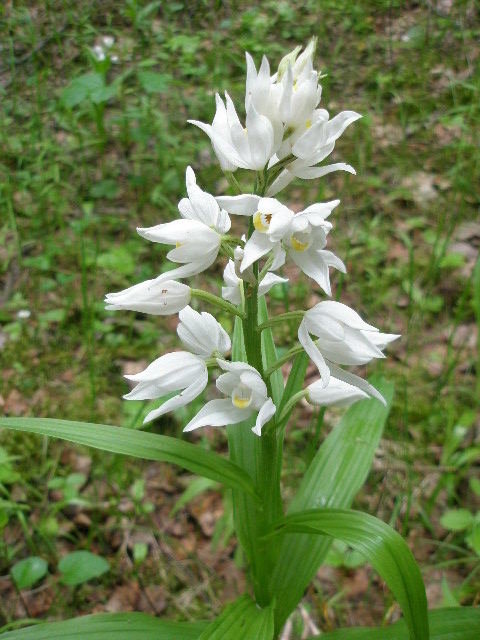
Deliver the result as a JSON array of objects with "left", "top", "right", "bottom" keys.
[
  {"left": 307, "top": 376, "right": 368, "bottom": 407},
  {"left": 325, "top": 111, "right": 362, "bottom": 146},
  {"left": 245, "top": 104, "right": 275, "bottom": 169},
  {"left": 368, "top": 332, "right": 401, "bottom": 349},
  {"left": 299, "top": 200, "right": 340, "bottom": 223},
  {"left": 143, "top": 367, "right": 209, "bottom": 424},
  {"left": 137, "top": 219, "right": 206, "bottom": 245},
  {"left": 298, "top": 319, "right": 331, "bottom": 384},
  {"left": 326, "top": 363, "right": 386, "bottom": 406},
  {"left": 177, "top": 306, "right": 230, "bottom": 357},
  {"left": 252, "top": 397, "right": 276, "bottom": 436},
  {"left": 215, "top": 194, "right": 260, "bottom": 216},
  {"left": 183, "top": 399, "right": 248, "bottom": 432},
  {"left": 241, "top": 231, "right": 274, "bottom": 272},
  {"left": 313, "top": 301, "right": 379, "bottom": 332},
  {"left": 266, "top": 169, "right": 295, "bottom": 197},
  {"left": 270, "top": 245, "right": 286, "bottom": 270},
  {"left": 211, "top": 94, "right": 237, "bottom": 171},
  {"left": 318, "top": 249, "right": 347, "bottom": 274},
  {"left": 216, "top": 359, "right": 260, "bottom": 376},
  {"left": 293, "top": 163, "right": 356, "bottom": 180},
  {"left": 188, "top": 119, "right": 249, "bottom": 169},
  {"left": 289, "top": 249, "right": 332, "bottom": 296},
  {"left": 258, "top": 272, "right": 288, "bottom": 297},
  {"left": 222, "top": 284, "right": 242, "bottom": 305},
  {"left": 240, "top": 370, "right": 267, "bottom": 399}
]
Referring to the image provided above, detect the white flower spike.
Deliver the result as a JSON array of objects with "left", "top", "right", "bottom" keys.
[
  {"left": 105, "top": 277, "right": 191, "bottom": 315},
  {"left": 124, "top": 306, "right": 230, "bottom": 424},
  {"left": 184, "top": 360, "right": 276, "bottom": 436}
]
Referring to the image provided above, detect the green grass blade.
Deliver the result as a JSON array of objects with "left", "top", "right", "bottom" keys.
[
  {"left": 269, "top": 376, "right": 394, "bottom": 630},
  {"left": 198, "top": 594, "right": 274, "bottom": 640},
  {"left": 0, "top": 418, "right": 260, "bottom": 503},
  {"left": 0, "top": 613, "right": 206, "bottom": 639},
  {"left": 271, "top": 508, "right": 428, "bottom": 640},
  {"left": 305, "top": 607, "right": 480, "bottom": 640}
]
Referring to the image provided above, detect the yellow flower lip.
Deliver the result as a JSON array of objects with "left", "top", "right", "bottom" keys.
[
  {"left": 290, "top": 234, "right": 310, "bottom": 252},
  {"left": 253, "top": 211, "right": 272, "bottom": 233},
  {"left": 232, "top": 384, "right": 253, "bottom": 410}
]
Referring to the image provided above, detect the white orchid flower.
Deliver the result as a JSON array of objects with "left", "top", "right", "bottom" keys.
[
  {"left": 105, "top": 277, "right": 191, "bottom": 315},
  {"left": 222, "top": 257, "right": 288, "bottom": 305},
  {"left": 268, "top": 110, "right": 362, "bottom": 196},
  {"left": 184, "top": 360, "right": 276, "bottom": 436},
  {"left": 188, "top": 92, "right": 276, "bottom": 171},
  {"left": 215, "top": 194, "right": 293, "bottom": 273},
  {"left": 298, "top": 301, "right": 400, "bottom": 404},
  {"left": 217, "top": 194, "right": 343, "bottom": 291},
  {"left": 306, "top": 376, "right": 368, "bottom": 407},
  {"left": 286, "top": 200, "right": 345, "bottom": 295},
  {"left": 137, "top": 167, "right": 230, "bottom": 277},
  {"left": 124, "top": 306, "right": 230, "bottom": 424}
]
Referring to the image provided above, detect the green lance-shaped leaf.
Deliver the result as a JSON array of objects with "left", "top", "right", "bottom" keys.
[
  {"left": 270, "top": 377, "right": 394, "bottom": 630},
  {"left": 269, "top": 508, "right": 428, "bottom": 640},
  {"left": 304, "top": 606, "right": 480, "bottom": 640},
  {"left": 0, "top": 613, "right": 206, "bottom": 639},
  {"left": 198, "top": 594, "right": 274, "bottom": 640},
  {"left": 0, "top": 418, "right": 260, "bottom": 503},
  {"left": 259, "top": 296, "right": 284, "bottom": 406}
]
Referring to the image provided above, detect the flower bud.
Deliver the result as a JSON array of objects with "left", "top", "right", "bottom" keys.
[{"left": 105, "top": 277, "right": 191, "bottom": 315}]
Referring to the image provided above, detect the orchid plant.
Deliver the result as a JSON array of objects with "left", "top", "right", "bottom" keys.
[{"left": 2, "top": 40, "right": 479, "bottom": 640}]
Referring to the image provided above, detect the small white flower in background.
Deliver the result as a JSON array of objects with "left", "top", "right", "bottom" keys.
[
  {"left": 184, "top": 360, "right": 276, "bottom": 436},
  {"left": 16, "top": 309, "right": 31, "bottom": 320},
  {"left": 101, "top": 36, "right": 114, "bottom": 48},
  {"left": 188, "top": 92, "right": 276, "bottom": 171},
  {"left": 105, "top": 278, "right": 191, "bottom": 315},
  {"left": 124, "top": 306, "right": 230, "bottom": 424},
  {"left": 137, "top": 167, "right": 230, "bottom": 277},
  {"left": 298, "top": 301, "right": 400, "bottom": 403},
  {"left": 307, "top": 376, "right": 368, "bottom": 407},
  {"left": 92, "top": 44, "right": 106, "bottom": 61}
]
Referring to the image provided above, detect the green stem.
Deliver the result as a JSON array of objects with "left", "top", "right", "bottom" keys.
[
  {"left": 224, "top": 170, "right": 242, "bottom": 194},
  {"left": 278, "top": 389, "right": 307, "bottom": 424},
  {"left": 258, "top": 255, "right": 274, "bottom": 283},
  {"left": 257, "top": 310, "right": 305, "bottom": 332},
  {"left": 191, "top": 288, "right": 245, "bottom": 319},
  {"left": 264, "top": 343, "right": 303, "bottom": 377}
]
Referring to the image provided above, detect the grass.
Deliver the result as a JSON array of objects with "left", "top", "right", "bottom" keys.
[{"left": 0, "top": 0, "right": 479, "bottom": 633}]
